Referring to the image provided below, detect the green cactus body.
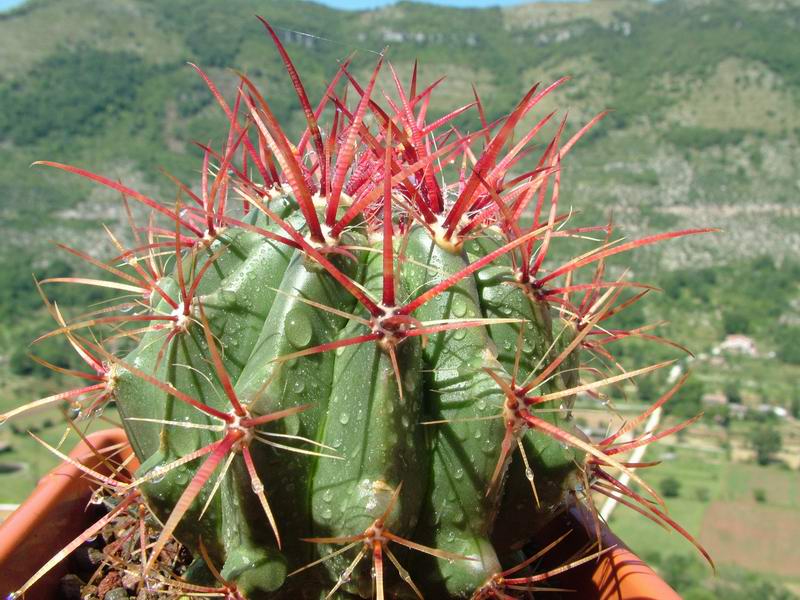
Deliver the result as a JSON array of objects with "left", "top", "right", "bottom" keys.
[
  {"left": 9, "top": 27, "right": 715, "bottom": 600},
  {"left": 464, "top": 233, "right": 583, "bottom": 553},
  {"left": 109, "top": 207, "right": 586, "bottom": 598},
  {"left": 230, "top": 225, "right": 366, "bottom": 570},
  {"left": 309, "top": 247, "right": 426, "bottom": 596},
  {"left": 118, "top": 200, "right": 302, "bottom": 590},
  {"left": 401, "top": 227, "right": 508, "bottom": 597}
]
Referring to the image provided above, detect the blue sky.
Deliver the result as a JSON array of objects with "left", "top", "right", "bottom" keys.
[{"left": 0, "top": 0, "right": 589, "bottom": 12}]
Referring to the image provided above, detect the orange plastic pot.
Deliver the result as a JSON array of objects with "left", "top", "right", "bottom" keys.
[
  {"left": 0, "top": 429, "right": 679, "bottom": 599},
  {"left": 0, "top": 429, "right": 136, "bottom": 598},
  {"left": 535, "top": 503, "right": 681, "bottom": 600}
]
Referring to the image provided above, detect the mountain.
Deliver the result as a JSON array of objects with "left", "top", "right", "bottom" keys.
[
  {"left": 0, "top": 0, "right": 798, "bottom": 430},
  {"left": 2, "top": 0, "right": 799, "bottom": 257}
]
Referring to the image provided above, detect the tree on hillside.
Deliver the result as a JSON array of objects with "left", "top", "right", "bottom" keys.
[
  {"left": 791, "top": 392, "right": 800, "bottom": 419},
  {"left": 724, "top": 382, "right": 742, "bottom": 404},
  {"left": 657, "top": 554, "right": 705, "bottom": 594},
  {"left": 665, "top": 377, "right": 704, "bottom": 418},
  {"left": 637, "top": 374, "right": 658, "bottom": 403},
  {"left": 722, "top": 308, "right": 752, "bottom": 335},
  {"left": 660, "top": 476, "right": 681, "bottom": 498},
  {"left": 776, "top": 327, "right": 800, "bottom": 365},
  {"left": 749, "top": 426, "right": 782, "bottom": 466}
]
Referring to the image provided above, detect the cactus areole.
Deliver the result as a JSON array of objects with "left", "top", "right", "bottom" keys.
[{"left": 8, "top": 16, "right": 715, "bottom": 600}]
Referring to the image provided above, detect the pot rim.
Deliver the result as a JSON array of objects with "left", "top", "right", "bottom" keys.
[{"left": 0, "top": 428, "right": 678, "bottom": 599}]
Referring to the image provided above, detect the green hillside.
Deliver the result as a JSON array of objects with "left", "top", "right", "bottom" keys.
[
  {"left": 0, "top": 0, "right": 799, "bottom": 596},
  {"left": 5, "top": 0, "right": 798, "bottom": 406}
]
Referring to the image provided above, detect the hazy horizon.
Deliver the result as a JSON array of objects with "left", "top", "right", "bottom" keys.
[
  {"left": 0, "top": 0, "right": 591, "bottom": 13},
  {"left": 314, "top": 0, "right": 587, "bottom": 8}
]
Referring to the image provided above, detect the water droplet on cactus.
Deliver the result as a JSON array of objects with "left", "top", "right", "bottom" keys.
[
  {"left": 403, "top": 369, "right": 416, "bottom": 392},
  {"left": 339, "top": 412, "right": 350, "bottom": 425},
  {"left": 251, "top": 480, "right": 264, "bottom": 494},
  {"left": 292, "top": 379, "right": 305, "bottom": 393},
  {"left": 150, "top": 466, "right": 167, "bottom": 484},
  {"left": 285, "top": 308, "right": 312, "bottom": 349},
  {"left": 175, "top": 467, "right": 189, "bottom": 485},
  {"left": 453, "top": 468, "right": 464, "bottom": 480},
  {"left": 282, "top": 413, "right": 301, "bottom": 436},
  {"left": 452, "top": 298, "right": 468, "bottom": 318},
  {"left": 322, "top": 489, "right": 334, "bottom": 502}
]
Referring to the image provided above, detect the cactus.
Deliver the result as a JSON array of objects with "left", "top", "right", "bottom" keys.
[{"left": 5, "top": 18, "right": 715, "bottom": 600}]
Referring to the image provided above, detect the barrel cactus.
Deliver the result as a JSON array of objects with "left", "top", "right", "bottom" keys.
[{"left": 6, "top": 18, "right": 713, "bottom": 600}]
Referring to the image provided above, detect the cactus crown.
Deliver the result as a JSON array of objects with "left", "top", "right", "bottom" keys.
[{"left": 6, "top": 17, "right": 713, "bottom": 600}]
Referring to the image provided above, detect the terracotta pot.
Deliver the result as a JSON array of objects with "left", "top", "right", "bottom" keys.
[
  {"left": 0, "top": 429, "right": 679, "bottom": 599},
  {"left": 0, "top": 428, "right": 136, "bottom": 598},
  {"left": 535, "top": 504, "right": 681, "bottom": 600}
]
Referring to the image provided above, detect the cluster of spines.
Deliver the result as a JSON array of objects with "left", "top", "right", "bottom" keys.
[{"left": 3, "top": 16, "right": 716, "bottom": 600}]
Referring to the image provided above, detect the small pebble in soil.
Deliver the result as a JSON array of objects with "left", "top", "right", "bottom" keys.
[
  {"left": 103, "top": 588, "right": 130, "bottom": 600},
  {"left": 59, "top": 574, "right": 84, "bottom": 600}
]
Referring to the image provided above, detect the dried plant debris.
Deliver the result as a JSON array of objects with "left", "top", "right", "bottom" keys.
[{"left": 58, "top": 495, "right": 189, "bottom": 600}]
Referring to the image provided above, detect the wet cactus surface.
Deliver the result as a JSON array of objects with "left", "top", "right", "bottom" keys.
[{"left": 4, "top": 17, "right": 714, "bottom": 600}]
